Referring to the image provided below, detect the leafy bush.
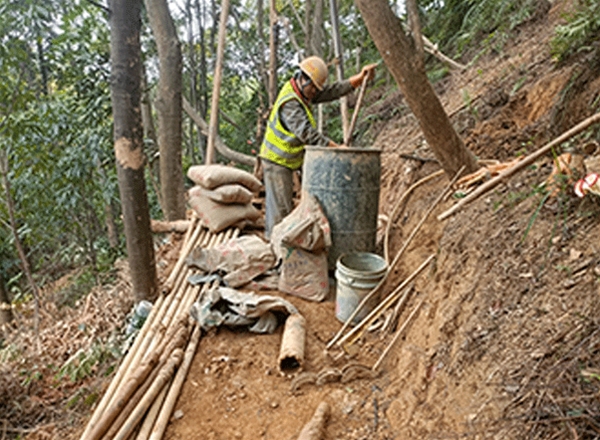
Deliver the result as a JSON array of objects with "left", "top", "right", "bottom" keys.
[{"left": 551, "top": 0, "right": 600, "bottom": 61}]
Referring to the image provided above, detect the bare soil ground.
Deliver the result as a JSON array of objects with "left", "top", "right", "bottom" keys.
[{"left": 2, "top": 1, "right": 600, "bottom": 439}]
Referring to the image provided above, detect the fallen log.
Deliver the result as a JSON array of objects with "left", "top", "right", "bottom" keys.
[{"left": 150, "top": 219, "right": 192, "bottom": 233}]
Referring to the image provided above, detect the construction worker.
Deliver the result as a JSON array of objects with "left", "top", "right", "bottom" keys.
[{"left": 260, "top": 55, "right": 377, "bottom": 239}]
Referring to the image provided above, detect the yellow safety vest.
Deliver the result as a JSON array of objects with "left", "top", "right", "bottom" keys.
[{"left": 259, "top": 81, "right": 316, "bottom": 170}]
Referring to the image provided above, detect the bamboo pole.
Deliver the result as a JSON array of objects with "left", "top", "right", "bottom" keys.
[
  {"left": 84, "top": 221, "right": 239, "bottom": 440},
  {"left": 103, "top": 323, "right": 189, "bottom": 440},
  {"left": 79, "top": 293, "right": 166, "bottom": 440},
  {"left": 113, "top": 349, "right": 185, "bottom": 440},
  {"left": 164, "top": 225, "right": 205, "bottom": 292},
  {"left": 438, "top": 112, "right": 600, "bottom": 221},
  {"left": 372, "top": 297, "right": 425, "bottom": 371},
  {"left": 205, "top": 0, "right": 230, "bottom": 164},
  {"left": 383, "top": 170, "right": 445, "bottom": 263},
  {"left": 148, "top": 325, "right": 202, "bottom": 440},
  {"left": 297, "top": 401, "right": 330, "bottom": 440}
]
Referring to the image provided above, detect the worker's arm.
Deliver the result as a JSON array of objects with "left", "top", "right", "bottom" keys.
[
  {"left": 312, "top": 80, "right": 353, "bottom": 104},
  {"left": 313, "top": 63, "right": 378, "bottom": 103},
  {"left": 280, "top": 100, "right": 335, "bottom": 147}
]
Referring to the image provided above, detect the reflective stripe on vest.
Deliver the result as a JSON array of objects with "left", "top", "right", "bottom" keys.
[{"left": 259, "top": 81, "right": 316, "bottom": 170}]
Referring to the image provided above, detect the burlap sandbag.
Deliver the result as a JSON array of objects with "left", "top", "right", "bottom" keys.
[
  {"left": 187, "top": 164, "right": 263, "bottom": 193},
  {"left": 189, "top": 193, "right": 261, "bottom": 233},
  {"left": 189, "top": 184, "right": 254, "bottom": 205}
]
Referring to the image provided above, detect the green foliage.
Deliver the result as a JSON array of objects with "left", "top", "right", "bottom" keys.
[
  {"left": 57, "top": 340, "right": 121, "bottom": 383},
  {"left": 0, "top": 0, "right": 123, "bottom": 299},
  {"left": 420, "top": 0, "right": 539, "bottom": 57},
  {"left": 551, "top": 0, "right": 600, "bottom": 62}
]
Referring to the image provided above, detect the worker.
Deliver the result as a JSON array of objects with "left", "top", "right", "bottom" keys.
[{"left": 260, "top": 55, "right": 377, "bottom": 239}]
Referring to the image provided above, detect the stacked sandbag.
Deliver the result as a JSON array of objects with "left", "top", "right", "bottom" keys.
[
  {"left": 187, "top": 164, "right": 263, "bottom": 233},
  {"left": 271, "top": 191, "right": 331, "bottom": 302}
]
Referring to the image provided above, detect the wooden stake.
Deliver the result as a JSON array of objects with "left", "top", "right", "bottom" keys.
[{"left": 297, "top": 401, "right": 330, "bottom": 440}]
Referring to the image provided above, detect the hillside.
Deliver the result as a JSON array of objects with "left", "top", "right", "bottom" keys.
[{"left": 2, "top": 1, "right": 600, "bottom": 439}]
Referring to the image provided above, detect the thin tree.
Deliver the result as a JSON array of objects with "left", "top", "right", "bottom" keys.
[
  {"left": 109, "top": 0, "right": 158, "bottom": 302},
  {"left": 268, "top": 0, "right": 279, "bottom": 106},
  {"left": 145, "top": 0, "right": 186, "bottom": 220},
  {"left": 0, "top": 274, "right": 13, "bottom": 326},
  {"left": 329, "top": 0, "right": 349, "bottom": 140},
  {"left": 206, "top": 0, "right": 231, "bottom": 164},
  {"left": 355, "top": 0, "right": 479, "bottom": 177},
  {"left": 0, "top": 151, "right": 38, "bottom": 332}
]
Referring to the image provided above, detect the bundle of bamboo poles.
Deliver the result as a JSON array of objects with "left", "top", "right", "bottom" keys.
[{"left": 79, "top": 214, "right": 240, "bottom": 440}]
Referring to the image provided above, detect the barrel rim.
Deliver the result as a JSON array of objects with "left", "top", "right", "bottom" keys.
[{"left": 305, "top": 145, "right": 382, "bottom": 154}]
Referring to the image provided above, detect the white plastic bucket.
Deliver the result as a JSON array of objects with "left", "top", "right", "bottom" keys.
[{"left": 335, "top": 252, "right": 388, "bottom": 325}]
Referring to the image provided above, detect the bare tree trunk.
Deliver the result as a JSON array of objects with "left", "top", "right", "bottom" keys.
[
  {"left": 110, "top": 0, "right": 158, "bottom": 302},
  {"left": 140, "top": 67, "right": 164, "bottom": 214},
  {"left": 304, "top": 0, "right": 312, "bottom": 56},
  {"left": 312, "top": 0, "right": 324, "bottom": 55},
  {"left": 355, "top": 0, "right": 478, "bottom": 177},
  {"left": 406, "top": 0, "right": 424, "bottom": 61},
  {"left": 0, "top": 150, "right": 38, "bottom": 332},
  {"left": 268, "top": 0, "right": 279, "bottom": 107},
  {"left": 0, "top": 274, "right": 13, "bottom": 326},
  {"left": 205, "top": 0, "right": 230, "bottom": 165},
  {"left": 145, "top": 0, "right": 186, "bottom": 221},
  {"left": 329, "top": 0, "right": 349, "bottom": 141}
]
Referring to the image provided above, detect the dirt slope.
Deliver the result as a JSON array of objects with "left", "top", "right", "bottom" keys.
[
  {"left": 3, "top": 1, "right": 599, "bottom": 439},
  {"left": 164, "top": 2, "right": 600, "bottom": 439}
]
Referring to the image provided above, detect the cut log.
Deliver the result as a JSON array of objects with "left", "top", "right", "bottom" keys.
[{"left": 150, "top": 219, "right": 191, "bottom": 233}]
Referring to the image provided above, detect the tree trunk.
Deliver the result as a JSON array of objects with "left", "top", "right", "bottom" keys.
[
  {"left": 329, "top": 0, "right": 349, "bottom": 141},
  {"left": 0, "top": 150, "right": 39, "bottom": 331},
  {"left": 145, "top": 0, "right": 186, "bottom": 221},
  {"left": 206, "top": 0, "right": 230, "bottom": 165},
  {"left": 110, "top": 0, "right": 158, "bottom": 302},
  {"left": 355, "top": 0, "right": 479, "bottom": 177},
  {"left": 0, "top": 273, "right": 13, "bottom": 326},
  {"left": 268, "top": 0, "right": 279, "bottom": 107},
  {"left": 312, "top": 0, "right": 324, "bottom": 56},
  {"left": 140, "top": 67, "right": 163, "bottom": 214}
]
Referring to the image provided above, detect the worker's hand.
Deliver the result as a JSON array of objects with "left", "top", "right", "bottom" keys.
[
  {"left": 349, "top": 63, "right": 378, "bottom": 88},
  {"left": 360, "top": 63, "right": 378, "bottom": 83}
]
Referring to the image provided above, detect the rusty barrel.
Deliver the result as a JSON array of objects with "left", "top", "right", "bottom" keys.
[{"left": 302, "top": 146, "right": 381, "bottom": 270}]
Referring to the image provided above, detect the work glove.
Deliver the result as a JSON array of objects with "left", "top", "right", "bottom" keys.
[{"left": 349, "top": 63, "right": 378, "bottom": 88}]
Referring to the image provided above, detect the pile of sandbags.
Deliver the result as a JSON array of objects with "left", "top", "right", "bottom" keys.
[{"left": 187, "top": 164, "right": 263, "bottom": 233}]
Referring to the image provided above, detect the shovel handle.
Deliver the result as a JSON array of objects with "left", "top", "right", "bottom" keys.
[{"left": 344, "top": 77, "right": 369, "bottom": 146}]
